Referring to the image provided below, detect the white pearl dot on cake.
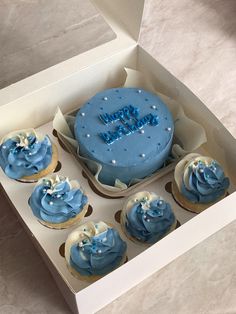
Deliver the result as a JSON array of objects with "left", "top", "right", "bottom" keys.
[
  {"left": 98, "top": 249, "right": 102, "bottom": 254},
  {"left": 166, "top": 127, "right": 172, "bottom": 132},
  {"left": 28, "top": 152, "right": 32, "bottom": 155},
  {"left": 86, "top": 134, "right": 90, "bottom": 138},
  {"left": 49, "top": 201, "right": 53, "bottom": 205},
  {"left": 103, "top": 237, "right": 107, "bottom": 242},
  {"left": 56, "top": 194, "right": 61, "bottom": 198},
  {"left": 81, "top": 112, "right": 85, "bottom": 117},
  {"left": 151, "top": 105, "right": 156, "bottom": 109},
  {"left": 103, "top": 97, "right": 108, "bottom": 101},
  {"left": 158, "top": 200, "right": 163, "bottom": 205},
  {"left": 2, "top": 145, "right": 6, "bottom": 149},
  {"left": 137, "top": 89, "right": 142, "bottom": 93},
  {"left": 143, "top": 215, "right": 147, "bottom": 219},
  {"left": 140, "top": 129, "right": 145, "bottom": 134},
  {"left": 146, "top": 219, "right": 150, "bottom": 222},
  {"left": 140, "top": 153, "right": 145, "bottom": 158},
  {"left": 199, "top": 168, "right": 204, "bottom": 173},
  {"left": 111, "top": 159, "right": 116, "bottom": 164}
]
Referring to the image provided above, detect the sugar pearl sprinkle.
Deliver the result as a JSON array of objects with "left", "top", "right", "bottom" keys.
[
  {"left": 111, "top": 159, "right": 116, "bottom": 164},
  {"left": 151, "top": 105, "right": 156, "bottom": 109},
  {"left": 49, "top": 201, "right": 53, "bottom": 205},
  {"left": 81, "top": 112, "right": 85, "bottom": 117},
  {"left": 86, "top": 134, "right": 90, "bottom": 138},
  {"left": 103, "top": 97, "right": 108, "bottom": 101},
  {"left": 2, "top": 145, "right": 6, "bottom": 149},
  {"left": 166, "top": 127, "right": 172, "bottom": 132},
  {"left": 140, "top": 129, "right": 145, "bottom": 134},
  {"left": 137, "top": 89, "right": 142, "bottom": 93},
  {"left": 140, "top": 153, "right": 145, "bottom": 158}
]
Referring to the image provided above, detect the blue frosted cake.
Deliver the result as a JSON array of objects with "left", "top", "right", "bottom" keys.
[
  {"left": 121, "top": 191, "right": 177, "bottom": 244},
  {"left": 74, "top": 88, "right": 174, "bottom": 185},
  {"left": 173, "top": 153, "right": 230, "bottom": 213},
  {"left": 65, "top": 221, "right": 127, "bottom": 281}
]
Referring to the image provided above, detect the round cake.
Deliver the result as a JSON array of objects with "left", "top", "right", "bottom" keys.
[
  {"left": 172, "top": 153, "right": 230, "bottom": 213},
  {"left": 74, "top": 88, "right": 174, "bottom": 185},
  {"left": 121, "top": 191, "right": 177, "bottom": 244}
]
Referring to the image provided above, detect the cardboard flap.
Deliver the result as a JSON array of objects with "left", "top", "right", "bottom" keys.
[{"left": 92, "top": 0, "right": 145, "bottom": 42}]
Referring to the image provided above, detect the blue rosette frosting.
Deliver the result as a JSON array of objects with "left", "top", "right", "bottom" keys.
[
  {"left": 0, "top": 129, "right": 52, "bottom": 179},
  {"left": 121, "top": 192, "right": 176, "bottom": 244},
  {"left": 29, "top": 174, "right": 88, "bottom": 225},
  {"left": 65, "top": 221, "right": 127, "bottom": 277},
  {"left": 175, "top": 154, "right": 230, "bottom": 204}
]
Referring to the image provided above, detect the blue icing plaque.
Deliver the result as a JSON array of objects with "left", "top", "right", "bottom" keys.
[{"left": 74, "top": 88, "right": 174, "bottom": 185}]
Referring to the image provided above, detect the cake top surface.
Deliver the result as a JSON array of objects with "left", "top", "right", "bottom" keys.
[{"left": 74, "top": 88, "right": 174, "bottom": 167}]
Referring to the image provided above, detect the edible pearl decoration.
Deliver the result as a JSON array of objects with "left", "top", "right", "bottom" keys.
[
  {"left": 140, "top": 153, "right": 145, "bottom": 158},
  {"left": 151, "top": 105, "right": 156, "bottom": 109},
  {"left": 140, "top": 129, "right": 145, "bottom": 134},
  {"left": 167, "top": 127, "right": 172, "bottom": 132},
  {"left": 49, "top": 201, "right": 53, "bottom": 205},
  {"left": 111, "top": 159, "right": 116, "bottom": 164},
  {"left": 2, "top": 145, "right": 6, "bottom": 149},
  {"left": 86, "top": 134, "right": 90, "bottom": 138},
  {"left": 103, "top": 97, "right": 108, "bottom": 100},
  {"left": 137, "top": 89, "right": 142, "bottom": 93},
  {"left": 81, "top": 112, "right": 85, "bottom": 117}
]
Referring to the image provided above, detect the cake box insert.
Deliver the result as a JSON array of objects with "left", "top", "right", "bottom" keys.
[{"left": 0, "top": 1, "right": 236, "bottom": 313}]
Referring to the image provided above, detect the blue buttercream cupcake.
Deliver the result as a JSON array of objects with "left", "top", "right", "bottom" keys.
[
  {"left": 65, "top": 221, "right": 127, "bottom": 282},
  {"left": 0, "top": 129, "right": 58, "bottom": 182},
  {"left": 29, "top": 174, "right": 88, "bottom": 229},
  {"left": 121, "top": 191, "right": 177, "bottom": 244},
  {"left": 173, "top": 153, "right": 230, "bottom": 213}
]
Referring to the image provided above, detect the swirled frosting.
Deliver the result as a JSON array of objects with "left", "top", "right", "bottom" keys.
[
  {"left": 65, "top": 221, "right": 127, "bottom": 276},
  {"left": 0, "top": 129, "right": 52, "bottom": 179},
  {"left": 175, "top": 154, "right": 230, "bottom": 204},
  {"left": 122, "top": 192, "right": 176, "bottom": 244},
  {"left": 29, "top": 174, "right": 88, "bottom": 224}
]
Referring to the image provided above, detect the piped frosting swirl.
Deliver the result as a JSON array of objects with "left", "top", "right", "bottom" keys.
[
  {"left": 0, "top": 129, "right": 52, "bottom": 179},
  {"left": 65, "top": 221, "right": 127, "bottom": 276},
  {"left": 175, "top": 153, "right": 230, "bottom": 204},
  {"left": 122, "top": 191, "right": 176, "bottom": 244},
  {"left": 29, "top": 174, "right": 88, "bottom": 224}
]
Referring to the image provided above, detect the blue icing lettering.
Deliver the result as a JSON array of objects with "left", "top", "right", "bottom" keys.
[{"left": 98, "top": 104, "right": 159, "bottom": 144}]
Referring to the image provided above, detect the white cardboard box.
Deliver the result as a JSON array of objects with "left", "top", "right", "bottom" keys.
[{"left": 0, "top": 1, "right": 236, "bottom": 313}]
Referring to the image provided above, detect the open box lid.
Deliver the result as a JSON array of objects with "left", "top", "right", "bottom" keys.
[{"left": 0, "top": 0, "right": 145, "bottom": 106}]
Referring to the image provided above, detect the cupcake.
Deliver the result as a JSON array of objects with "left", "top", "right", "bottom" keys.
[
  {"left": 65, "top": 221, "right": 127, "bottom": 282},
  {"left": 121, "top": 191, "right": 177, "bottom": 244},
  {"left": 172, "top": 153, "right": 230, "bottom": 213},
  {"left": 0, "top": 129, "right": 58, "bottom": 182},
  {"left": 29, "top": 174, "right": 88, "bottom": 229}
]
